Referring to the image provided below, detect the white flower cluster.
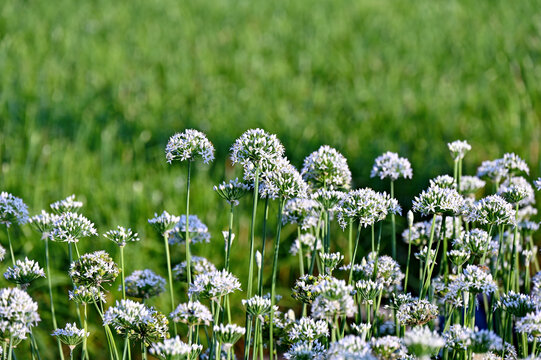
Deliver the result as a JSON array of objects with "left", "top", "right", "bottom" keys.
[
  {"left": 477, "top": 153, "right": 529, "bottom": 183},
  {"left": 412, "top": 185, "right": 464, "bottom": 216},
  {"left": 429, "top": 175, "right": 456, "bottom": 189},
  {"left": 371, "top": 151, "right": 413, "bottom": 181},
  {"left": 69, "top": 251, "right": 120, "bottom": 287},
  {"left": 448, "top": 140, "right": 472, "bottom": 161},
  {"left": 0, "top": 287, "right": 40, "bottom": 341},
  {"left": 460, "top": 176, "right": 486, "bottom": 194},
  {"left": 319, "top": 252, "right": 344, "bottom": 273},
  {"left": 355, "top": 280, "right": 383, "bottom": 304},
  {"left": 165, "top": 129, "right": 215, "bottom": 164},
  {"left": 213, "top": 323, "right": 245, "bottom": 350},
  {"left": 498, "top": 291, "right": 536, "bottom": 318},
  {"left": 515, "top": 311, "right": 541, "bottom": 337},
  {"left": 170, "top": 300, "right": 212, "bottom": 326},
  {"left": 259, "top": 159, "right": 308, "bottom": 200},
  {"left": 282, "top": 198, "right": 319, "bottom": 230},
  {"left": 4, "top": 257, "right": 45, "bottom": 287},
  {"left": 213, "top": 178, "right": 250, "bottom": 206},
  {"left": 465, "top": 195, "right": 516, "bottom": 226},
  {"left": 104, "top": 226, "right": 139, "bottom": 247},
  {"left": 168, "top": 215, "right": 211, "bottom": 245},
  {"left": 498, "top": 176, "right": 535, "bottom": 205},
  {"left": 148, "top": 211, "right": 181, "bottom": 235},
  {"left": 288, "top": 317, "right": 329, "bottom": 343},
  {"left": 403, "top": 326, "right": 445, "bottom": 358},
  {"left": 230, "top": 129, "right": 285, "bottom": 168},
  {"left": 443, "top": 325, "right": 473, "bottom": 351},
  {"left": 69, "top": 285, "right": 106, "bottom": 304},
  {"left": 452, "top": 265, "right": 498, "bottom": 295},
  {"left": 311, "top": 277, "right": 356, "bottom": 321},
  {"left": 453, "top": 229, "right": 491, "bottom": 258},
  {"left": 289, "top": 233, "right": 321, "bottom": 257},
  {"left": 189, "top": 269, "right": 241, "bottom": 300},
  {"left": 301, "top": 145, "right": 352, "bottom": 190},
  {"left": 173, "top": 256, "right": 216, "bottom": 282},
  {"left": 242, "top": 295, "right": 272, "bottom": 318},
  {"left": 370, "top": 335, "right": 405, "bottom": 360},
  {"left": 29, "top": 210, "right": 59, "bottom": 236},
  {"left": 0, "top": 192, "right": 29, "bottom": 227},
  {"left": 284, "top": 340, "right": 326, "bottom": 360},
  {"left": 123, "top": 269, "right": 166, "bottom": 299},
  {"left": 337, "top": 188, "right": 400, "bottom": 228},
  {"left": 396, "top": 297, "right": 438, "bottom": 326},
  {"left": 311, "top": 189, "right": 346, "bottom": 212},
  {"left": 51, "top": 323, "right": 89, "bottom": 349},
  {"left": 50, "top": 195, "right": 83, "bottom": 214},
  {"left": 150, "top": 335, "right": 203, "bottom": 359},
  {"left": 327, "top": 335, "right": 373, "bottom": 360},
  {"left": 49, "top": 212, "right": 98, "bottom": 243},
  {"left": 358, "top": 254, "right": 404, "bottom": 289},
  {"left": 535, "top": 178, "right": 541, "bottom": 191}
]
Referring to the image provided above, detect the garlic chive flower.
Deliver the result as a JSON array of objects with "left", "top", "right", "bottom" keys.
[
  {"left": 149, "top": 336, "right": 203, "bottom": 360},
  {"left": 0, "top": 287, "right": 40, "bottom": 341},
  {"left": 0, "top": 246, "right": 5, "bottom": 262},
  {"left": 173, "top": 256, "right": 217, "bottom": 282},
  {"left": 4, "top": 258, "right": 45, "bottom": 288},
  {"left": 515, "top": 311, "right": 541, "bottom": 337},
  {"left": 189, "top": 269, "right": 241, "bottom": 300},
  {"left": 412, "top": 185, "right": 464, "bottom": 217},
  {"left": 448, "top": 140, "right": 472, "bottom": 161},
  {"left": 292, "top": 274, "right": 329, "bottom": 304},
  {"left": 29, "top": 210, "right": 59, "bottom": 237},
  {"left": 327, "top": 335, "right": 372, "bottom": 360},
  {"left": 288, "top": 317, "right": 329, "bottom": 343},
  {"left": 282, "top": 198, "right": 319, "bottom": 230},
  {"left": 465, "top": 195, "right": 516, "bottom": 226},
  {"left": 470, "top": 329, "right": 507, "bottom": 354},
  {"left": 49, "top": 212, "right": 97, "bottom": 243},
  {"left": 242, "top": 295, "right": 272, "bottom": 319},
  {"left": 501, "top": 153, "right": 530, "bottom": 175},
  {"left": 301, "top": 145, "right": 352, "bottom": 190},
  {"left": 104, "top": 226, "right": 139, "bottom": 247},
  {"left": 230, "top": 129, "right": 285, "bottom": 168},
  {"left": 0, "top": 192, "right": 29, "bottom": 227},
  {"left": 170, "top": 300, "right": 212, "bottom": 326},
  {"left": 319, "top": 252, "right": 344, "bottom": 274},
  {"left": 69, "top": 251, "right": 120, "bottom": 288},
  {"left": 259, "top": 159, "right": 308, "bottom": 200},
  {"left": 284, "top": 340, "right": 326, "bottom": 360},
  {"left": 311, "top": 277, "right": 356, "bottom": 321},
  {"left": 443, "top": 325, "right": 473, "bottom": 351},
  {"left": 396, "top": 298, "right": 438, "bottom": 326},
  {"left": 403, "top": 327, "right": 445, "bottom": 359},
  {"left": 69, "top": 285, "right": 106, "bottom": 304},
  {"left": 165, "top": 129, "right": 215, "bottom": 164},
  {"left": 498, "top": 176, "right": 535, "bottom": 205},
  {"left": 337, "top": 188, "right": 400, "bottom": 229},
  {"left": 429, "top": 175, "right": 456, "bottom": 189},
  {"left": 355, "top": 280, "right": 383, "bottom": 304},
  {"left": 104, "top": 299, "right": 168, "bottom": 343},
  {"left": 370, "top": 335, "right": 405, "bottom": 360},
  {"left": 311, "top": 189, "right": 346, "bottom": 212},
  {"left": 213, "top": 324, "right": 245, "bottom": 350},
  {"left": 290, "top": 233, "right": 321, "bottom": 257},
  {"left": 498, "top": 291, "right": 536, "bottom": 318},
  {"left": 371, "top": 151, "right": 413, "bottom": 181},
  {"left": 123, "top": 269, "right": 166, "bottom": 300},
  {"left": 476, "top": 159, "right": 507, "bottom": 183},
  {"left": 457, "top": 265, "right": 498, "bottom": 295},
  {"left": 168, "top": 215, "right": 211, "bottom": 245},
  {"left": 213, "top": 178, "right": 250, "bottom": 206},
  {"left": 50, "top": 195, "right": 83, "bottom": 214},
  {"left": 51, "top": 323, "right": 89, "bottom": 354},
  {"left": 359, "top": 254, "right": 404, "bottom": 289},
  {"left": 535, "top": 178, "right": 541, "bottom": 191},
  {"left": 148, "top": 211, "right": 181, "bottom": 236},
  {"left": 453, "top": 229, "right": 491, "bottom": 258},
  {"left": 447, "top": 249, "right": 471, "bottom": 267},
  {"left": 460, "top": 176, "right": 486, "bottom": 195}
]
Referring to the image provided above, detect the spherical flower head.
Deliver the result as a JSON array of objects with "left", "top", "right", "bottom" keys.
[
  {"left": 459, "top": 265, "right": 498, "bottom": 295},
  {"left": 460, "top": 176, "right": 486, "bottom": 195},
  {"left": 443, "top": 325, "right": 473, "bottom": 351},
  {"left": 396, "top": 298, "right": 438, "bottom": 326},
  {"left": 165, "top": 129, "right": 215, "bottom": 164},
  {"left": 150, "top": 336, "right": 203, "bottom": 360},
  {"left": 311, "top": 277, "right": 356, "bottom": 321},
  {"left": 535, "top": 178, "right": 541, "bottom": 191},
  {"left": 370, "top": 151, "right": 413, "bottom": 182},
  {"left": 455, "top": 229, "right": 491, "bottom": 258},
  {"left": 283, "top": 198, "right": 319, "bottom": 230},
  {"left": 429, "top": 175, "right": 456, "bottom": 189},
  {"left": 213, "top": 323, "right": 245, "bottom": 350},
  {"left": 470, "top": 329, "right": 506, "bottom": 354},
  {"left": 260, "top": 159, "right": 308, "bottom": 200},
  {"left": 123, "top": 269, "right": 166, "bottom": 300},
  {"left": 168, "top": 215, "right": 211, "bottom": 245},
  {"left": 502, "top": 153, "right": 529, "bottom": 175},
  {"left": 311, "top": 189, "right": 346, "bottom": 212},
  {"left": 466, "top": 195, "right": 516, "bottom": 226},
  {"left": 4, "top": 258, "right": 45, "bottom": 288},
  {"left": 403, "top": 327, "right": 445, "bottom": 358},
  {"left": 49, "top": 212, "right": 97, "bottom": 243},
  {"left": 50, "top": 195, "right": 83, "bottom": 214},
  {"left": 355, "top": 280, "right": 383, "bottom": 304},
  {"left": 359, "top": 254, "right": 404, "bottom": 290},
  {"left": 189, "top": 269, "right": 241, "bottom": 300},
  {"left": 104, "top": 299, "right": 168, "bottom": 343},
  {"left": 52, "top": 323, "right": 89, "bottom": 351},
  {"left": 242, "top": 295, "right": 272, "bottom": 319},
  {"left": 292, "top": 274, "right": 330, "bottom": 304},
  {"left": 288, "top": 317, "right": 329, "bottom": 343},
  {"left": 104, "top": 226, "right": 139, "bottom": 247},
  {"left": 327, "top": 335, "right": 373, "bottom": 360},
  {"left": 148, "top": 211, "right": 181, "bottom": 236},
  {"left": 0, "top": 192, "right": 29, "bottom": 228},
  {"left": 29, "top": 210, "right": 59, "bottom": 237},
  {"left": 213, "top": 178, "right": 250, "bottom": 206},
  {"left": 69, "top": 285, "right": 106, "bottom": 304},
  {"left": 412, "top": 185, "right": 464, "bottom": 217},
  {"left": 370, "top": 335, "right": 405, "bottom": 360},
  {"left": 447, "top": 249, "right": 471, "bottom": 267},
  {"left": 285, "top": 340, "right": 326, "bottom": 360},
  {"left": 448, "top": 140, "right": 472, "bottom": 161},
  {"left": 301, "top": 145, "right": 352, "bottom": 190},
  {"left": 173, "top": 256, "right": 216, "bottom": 283},
  {"left": 498, "top": 291, "right": 536, "bottom": 318},
  {"left": 290, "top": 233, "right": 321, "bottom": 257},
  {"left": 498, "top": 176, "right": 535, "bottom": 205},
  {"left": 170, "top": 300, "right": 212, "bottom": 326},
  {"left": 515, "top": 311, "right": 541, "bottom": 337},
  {"left": 337, "top": 189, "right": 396, "bottom": 229},
  {"left": 476, "top": 159, "right": 507, "bottom": 183},
  {"left": 0, "top": 246, "right": 5, "bottom": 262},
  {"left": 319, "top": 252, "right": 344, "bottom": 274},
  {"left": 0, "top": 287, "right": 40, "bottom": 341},
  {"left": 230, "top": 129, "right": 285, "bottom": 167},
  {"left": 69, "top": 251, "right": 120, "bottom": 288}
]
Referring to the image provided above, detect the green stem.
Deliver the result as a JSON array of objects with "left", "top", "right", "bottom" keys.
[
  {"left": 348, "top": 223, "right": 363, "bottom": 285},
  {"left": 420, "top": 214, "right": 437, "bottom": 299},
  {"left": 163, "top": 232, "right": 177, "bottom": 336},
  {"left": 390, "top": 180, "right": 396, "bottom": 259},
  {"left": 120, "top": 247, "right": 126, "bottom": 299},
  {"left": 257, "top": 197, "right": 269, "bottom": 296},
  {"left": 404, "top": 223, "right": 413, "bottom": 291},
  {"left": 82, "top": 304, "right": 88, "bottom": 360},
  {"left": 6, "top": 227, "right": 15, "bottom": 266},
  {"left": 297, "top": 228, "right": 305, "bottom": 277},
  {"left": 225, "top": 205, "right": 234, "bottom": 271},
  {"left": 269, "top": 199, "right": 285, "bottom": 360},
  {"left": 247, "top": 171, "right": 260, "bottom": 298},
  {"left": 185, "top": 160, "right": 192, "bottom": 285},
  {"left": 45, "top": 238, "right": 65, "bottom": 360}
]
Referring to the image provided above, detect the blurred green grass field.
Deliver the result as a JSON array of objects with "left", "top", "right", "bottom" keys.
[{"left": 1, "top": 0, "right": 541, "bottom": 357}]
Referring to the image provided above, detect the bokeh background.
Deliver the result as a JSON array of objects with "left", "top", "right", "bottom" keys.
[{"left": 1, "top": 0, "right": 541, "bottom": 357}]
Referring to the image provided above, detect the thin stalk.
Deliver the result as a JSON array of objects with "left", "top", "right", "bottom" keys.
[
  {"left": 404, "top": 222, "right": 413, "bottom": 291},
  {"left": 269, "top": 199, "right": 285, "bottom": 360},
  {"left": 7, "top": 337, "right": 13, "bottom": 360},
  {"left": 297, "top": 228, "right": 304, "bottom": 277},
  {"left": 120, "top": 247, "right": 126, "bottom": 299},
  {"left": 420, "top": 214, "right": 437, "bottom": 299},
  {"left": 247, "top": 171, "right": 260, "bottom": 298},
  {"left": 162, "top": 232, "right": 177, "bottom": 336},
  {"left": 185, "top": 160, "right": 192, "bottom": 285},
  {"left": 45, "top": 238, "right": 65, "bottom": 360},
  {"left": 6, "top": 227, "right": 15, "bottom": 266},
  {"left": 348, "top": 223, "right": 363, "bottom": 285},
  {"left": 257, "top": 197, "right": 269, "bottom": 296},
  {"left": 82, "top": 304, "right": 88, "bottom": 360},
  {"left": 390, "top": 180, "right": 396, "bottom": 259},
  {"left": 243, "top": 315, "right": 253, "bottom": 360},
  {"left": 348, "top": 219, "right": 353, "bottom": 264},
  {"left": 225, "top": 205, "right": 234, "bottom": 271}
]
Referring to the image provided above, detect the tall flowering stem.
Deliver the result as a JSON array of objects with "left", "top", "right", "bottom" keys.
[
  {"left": 390, "top": 180, "right": 397, "bottom": 259},
  {"left": 163, "top": 231, "right": 177, "bottom": 336},
  {"left": 269, "top": 198, "right": 285, "bottom": 360},
  {"left": 247, "top": 170, "right": 260, "bottom": 299},
  {"left": 185, "top": 160, "right": 192, "bottom": 286},
  {"left": 257, "top": 198, "right": 269, "bottom": 296},
  {"left": 45, "top": 237, "right": 65, "bottom": 360},
  {"left": 420, "top": 214, "right": 437, "bottom": 299}
]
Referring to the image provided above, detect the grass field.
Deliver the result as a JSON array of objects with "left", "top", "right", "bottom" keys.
[{"left": 1, "top": 0, "right": 541, "bottom": 357}]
